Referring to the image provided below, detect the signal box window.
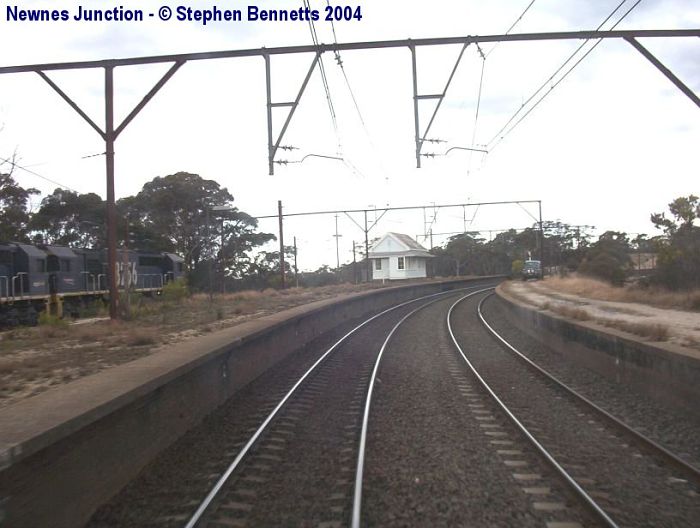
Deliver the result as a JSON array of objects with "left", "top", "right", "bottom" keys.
[
  {"left": 397, "top": 257, "right": 405, "bottom": 270},
  {"left": 375, "top": 259, "right": 382, "bottom": 270}
]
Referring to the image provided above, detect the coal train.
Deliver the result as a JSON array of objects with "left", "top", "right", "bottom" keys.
[{"left": 0, "top": 242, "right": 184, "bottom": 326}]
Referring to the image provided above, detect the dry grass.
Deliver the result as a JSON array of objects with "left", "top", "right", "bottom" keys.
[
  {"left": 597, "top": 319, "right": 670, "bottom": 342},
  {"left": 542, "top": 275, "right": 700, "bottom": 312},
  {"left": 0, "top": 278, "right": 451, "bottom": 408},
  {"left": 122, "top": 329, "right": 159, "bottom": 347},
  {"left": 549, "top": 304, "right": 592, "bottom": 322}
]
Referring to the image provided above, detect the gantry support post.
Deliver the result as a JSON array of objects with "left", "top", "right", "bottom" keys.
[
  {"left": 410, "top": 45, "right": 421, "bottom": 168},
  {"left": 364, "top": 210, "right": 369, "bottom": 282},
  {"left": 104, "top": 66, "right": 119, "bottom": 320},
  {"left": 410, "top": 43, "right": 470, "bottom": 166},
  {"left": 265, "top": 53, "right": 320, "bottom": 174},
  {"left": 538, "top": 200, "right": 544, "bottom": 271},
  {"left": 278, "top": 200, "right": 286, "bottom": 289},
  {"left": 35, "top": 62, "right": 185, "bottom": 319}
]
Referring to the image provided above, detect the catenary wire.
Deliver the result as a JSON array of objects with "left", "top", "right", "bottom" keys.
[
  {"left": 485, "top": 0, "right": 538, "bottom": 58},
  {"left": 0, "top": 155, "right": 79, "bottom": 192},
  {"left": 486, "top": 0, "right": 642, "bottom": 151},
  {"left": 303, "top": 0, "right": 341, "bottom": 151}
]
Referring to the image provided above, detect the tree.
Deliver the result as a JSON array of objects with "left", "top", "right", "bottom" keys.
[
  {"left": 0, "top": 170, "right": 38, "bottom": 242},
  {"left": 651, "top": 195, "right": 700, "bottom": 290},
  {"left": 578, "top": 231, "right": 632, "bottom": 285},
  {"left": 124, "top": 172, "right": 274, "bottom": 291},
  {"left": 217, "top": 209, "right": 276, "bottom": 282},
  {"left": 29, "top": 188, "right": 104, "bottom": 247},
  {"left": 127, "top": 172, "right": 235, "bottom": 270}
]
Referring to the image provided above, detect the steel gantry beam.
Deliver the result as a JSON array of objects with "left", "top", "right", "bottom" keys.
[
  {"left": 0, "top": 29, "right": 697, "bottom": 317},
  {"left": 411, "top": 42, "right": 471, "bottom": 167},
  {"left": 265, "top": 52, "right": 320, "bottom": 175}
]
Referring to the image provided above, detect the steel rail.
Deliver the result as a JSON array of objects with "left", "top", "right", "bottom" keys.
[
  {"left": 0, "top": 30, "right": 696, "bottom": 74},
  {"left": 478, "top": 292, "right": 700, "bottom": 481},
  {"left": 184, "top": 281, "right": 494, "bottom": 527},
  {"left": 448, "top": 290, "right": 619, "bottom": 528},
  {"left": 350, "top": 285, "right": 496, "bottom": 528}
]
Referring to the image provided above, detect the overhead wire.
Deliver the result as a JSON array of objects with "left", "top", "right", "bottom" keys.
[
  {"left": 466, "top": 43, "right": 487, "bottom": 177},
  {"left": 467, "top": 1, "right": 538, "bottom": 176},
  {"left": 324, "top": 0, "right": 385, "bottom": 182},
  {"left": 303, "top": 0, "right": 341, "bottom": 152},
  {"left": 325, "top": 1, "right": 367, "bottom": 128},
  {"left": 0, "top": 155, "right": 79, "bottom": 192},
  {"left": 485, "top": 0, "right": 538, "bottom": 58},
  {"left": 486, "top": 0, "right": 643, "bottom": 152}
]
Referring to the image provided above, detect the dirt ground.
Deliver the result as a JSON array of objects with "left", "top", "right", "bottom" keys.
[
  {"left": 504, "top": 278, "right": 700, "bottom": 353},
  {"left": 0, "top": 279, "right": 453, "bottom": 409}
]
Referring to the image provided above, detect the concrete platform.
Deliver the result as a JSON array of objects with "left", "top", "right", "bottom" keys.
[
  {"left": 495, "top": 283, "right": 700, "bottom": 415},
  {"left": 0, "top": 277, "right": 496, "bottom": 528}
]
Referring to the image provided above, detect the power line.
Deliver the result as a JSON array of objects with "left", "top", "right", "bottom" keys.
[
  {"left": 486, "top": 0, "right": 538, "bottom": 58},
  {"left": 326, "top": 1, "right": 366, "bottom": 128},
  {"left": 0, "top": 155, "right": 79, "bottom": 192},
  {"left": 466, "top": 44, "right": 487, "bottom": 177},
  {"left": 487, "top": 0, "right": 643, "bottom": 151},
  {"left": 303, "top": 0, "right": 341, "bottom": 151},
  {"left": 468, "top": 1, "right": 538, "bottom": 175}
]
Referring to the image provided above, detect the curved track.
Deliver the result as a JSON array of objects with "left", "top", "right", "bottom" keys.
[
  {"left": 91, "top": 281, "right": 697, "bottom": 527},
  {"left": 478, "top": 292, "right": 700, "bottom": 482},
  {"left": 184, "top": 283, "right": 497, "bottom": 527},
  {"left": 447, "top": 290, "right": 700, "bottom": 528}
]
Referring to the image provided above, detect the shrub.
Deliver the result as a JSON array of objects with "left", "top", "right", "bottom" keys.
[
  {"left": 38, "top": 312, "right": 69, "bottom": 328},
  {"left": 511, "top": 259, "right": 524, "bottom": 278},
  {"left": 162, "top": 279, "right": 189, "bottom": 302}
]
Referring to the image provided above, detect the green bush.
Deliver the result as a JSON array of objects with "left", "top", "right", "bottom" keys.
[
  {"left": 511, "top": 259, "right": 524, "bottom": 278},
  {"left": 38, "top": 312, "right": 69, "bottom": 328},
  {"left": 162, "top": 278, "right": 189, "bottom": 302}
]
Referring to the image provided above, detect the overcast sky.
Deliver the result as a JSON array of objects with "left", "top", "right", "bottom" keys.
[{"left": 1, "top": 0, "right": 698, "bottom": 270}]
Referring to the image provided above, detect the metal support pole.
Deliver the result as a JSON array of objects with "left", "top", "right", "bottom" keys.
[
  {"left": 104, "top": 66, "right": 118, "bottom": 320},
  {"left": 364, "top": 210, "right": 370, "bottom": 282},
  {"left": 278, "top": 200, "right": 285, "bottom": 289},
  {"left": 352, "top": 241, "right": 357, "bottom": 284},
  {"left": 538, "top": 200, "right": 544, "bottom": 273},
  {"left": 264, "top": 54, "right": 274, "bottom": 175},
  {"left": 410, "top": 45, "right": 421, "bottom": 169},
  {"left": 293, "top": 236, "right": 298, "bottom": 288},
  {"left": 207, "top": 207, "right": 213, "bottom": 300},
  {"left": 221, "top": 217, "right": 226, "bottom": 294},
  {"left": 334, "top": 214, "right": 341, "bottom": 269}
]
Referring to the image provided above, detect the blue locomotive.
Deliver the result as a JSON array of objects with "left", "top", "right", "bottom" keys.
[{"left": 0, "top": 242, "right": 184, "bottom": 326}]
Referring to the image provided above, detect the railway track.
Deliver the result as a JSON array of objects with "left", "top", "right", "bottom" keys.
[
  {"left": 445, "top": 290, "right": 699, "bottom": 528},
  {"left": 181, "top": 282, "right": 497, "bottom": 527},
  {"left": 91, "top": 282, "right": 697, "bottom": 527}
]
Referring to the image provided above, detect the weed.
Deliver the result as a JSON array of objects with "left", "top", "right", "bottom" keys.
[
  {"left": 162, "top": 279, "right": 189, "bottom": 302},
  {"left": 123, "top": 330, "right": 158, "bottom": 347},
  {"left": 38, "top": 312, "right": 69, "bottom": 328},
  {"left": 542, "top": 275, "right": 700, "bottom": 311}
]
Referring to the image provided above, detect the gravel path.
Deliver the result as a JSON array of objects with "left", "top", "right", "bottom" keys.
[
  {"left": 362, "top": 293, "right": 596, "bottom": 527},
  {"left": 452, "top": 292, "right": 700, "bottom": 528}
]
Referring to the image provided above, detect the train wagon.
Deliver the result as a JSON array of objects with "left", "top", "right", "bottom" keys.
[{"left": 0, "top": 242, "right": 185, "bottom": 327}]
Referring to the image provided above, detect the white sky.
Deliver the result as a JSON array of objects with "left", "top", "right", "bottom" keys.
[{"left": 1, "top": 0, "right": 698, "bottom": 270}]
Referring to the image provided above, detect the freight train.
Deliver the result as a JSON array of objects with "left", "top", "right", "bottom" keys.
[{"left": 0, "top": 242, "right": 184, "bottom": 326}]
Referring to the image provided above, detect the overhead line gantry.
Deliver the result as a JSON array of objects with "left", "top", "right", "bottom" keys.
[{"left": 0, "top": 29, "right": 696, "bottom": 318}]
